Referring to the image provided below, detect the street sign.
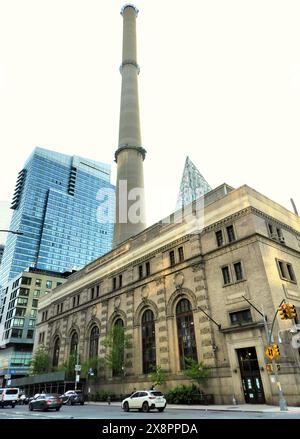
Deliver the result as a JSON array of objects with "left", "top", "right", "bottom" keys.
[
  {"left": 4, "top": 374, "right": 11, "bottom": 379},
  {"left": 76, "top": 374, "right": 80, "bottom": 382},
  {"left": 74, "top": 364, "right": 81, "bottom": 372},
  {"left": 265, "top": 344, "right": 280, "bottom": 360},
  {"left": 265, "top": 346, "right": 275, "bottom": 360}
]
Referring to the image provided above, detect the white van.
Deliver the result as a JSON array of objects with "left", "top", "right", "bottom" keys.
[{"left": 0, "top": 388, "right": 19, "bottom": 408}]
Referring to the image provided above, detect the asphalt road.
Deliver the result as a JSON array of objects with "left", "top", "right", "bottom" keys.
[{"left": 0, "top": 403, "right": 300, "bottom": 419}]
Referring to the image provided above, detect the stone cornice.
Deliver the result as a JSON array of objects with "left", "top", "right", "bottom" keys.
[
  {"left": 250, "top": 206, "right": 300, "bottom": 236},
  {"left": 203, "top": 207, "right": 251, "bottom": 232},
  {"left": 203, "top": 206, "right": 300, "bottom": 237},
  {"left": 205, "top": 232, "right": 300, "bottom": 261}
]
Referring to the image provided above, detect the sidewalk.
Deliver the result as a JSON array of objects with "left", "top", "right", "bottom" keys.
[{"left": 85, "top": 401, "right": 300, "bottom": 413}]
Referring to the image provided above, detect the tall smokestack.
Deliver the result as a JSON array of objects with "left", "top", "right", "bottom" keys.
[{"left": 113, "top": 4, "right": 146, "bottom": 247}]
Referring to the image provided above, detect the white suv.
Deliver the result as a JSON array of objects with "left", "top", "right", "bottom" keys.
[
  {"left": 0, "top": 388, "right": 19, "bottom": 408},
  {"left": 122, "top": 390, "right": 166, "bottom": 413}
]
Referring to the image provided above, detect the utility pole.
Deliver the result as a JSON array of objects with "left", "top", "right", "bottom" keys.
[{"left": 242, "top": 296, "right": 288, "bottom": 411}]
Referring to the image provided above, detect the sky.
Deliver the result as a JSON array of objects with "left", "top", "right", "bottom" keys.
[{"left": 0, "top": 0, "right": 300, "bottom": 245}]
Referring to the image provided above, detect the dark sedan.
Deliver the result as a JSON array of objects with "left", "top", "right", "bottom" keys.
[
  {"left": 60, "top": 390, "right": 84, "bottom": 405},
  {"left": 28, "top": 394, "right": 63, "bottom": 411}
]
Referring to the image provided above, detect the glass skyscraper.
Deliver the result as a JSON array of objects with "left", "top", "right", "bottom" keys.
[{"left": 0, "top": 147, "right": 115, "bottom": 285}]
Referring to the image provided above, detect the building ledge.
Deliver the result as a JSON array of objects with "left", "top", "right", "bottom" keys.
[{"left": 220, "top": 321, "right": 265, "bottom": 333}]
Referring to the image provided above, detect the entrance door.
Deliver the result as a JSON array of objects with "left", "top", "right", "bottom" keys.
[{"left": 236, "top": 347, "right": 265, "bottom": 404}]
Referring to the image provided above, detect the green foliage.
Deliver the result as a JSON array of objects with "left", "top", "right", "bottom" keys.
[
  {"left": 59, "top": 353, "right": 77, "bottom": 379},
  {"left": 183, "top": 357, "right": 210, "bottom": 386},
  {"left": 165, "top": 384, "right": 214, "bottom": 404},
  {"left": 148, "top": 364, "right": 166, "bottom": 387},
  {"left": 103, "top": 325, "right": 130, "bottom": 375},
  {"left": 81, "top": 356, "right": 103, "bottom": 380},
  {"left": 30, "top": 345, "right": 50, "bottom": 375}
]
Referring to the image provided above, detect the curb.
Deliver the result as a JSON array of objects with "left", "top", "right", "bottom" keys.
[{"left": 83, "top": 402, "right": 280, "bottom": 414}]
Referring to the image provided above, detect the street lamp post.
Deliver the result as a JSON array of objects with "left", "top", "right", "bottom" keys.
[
  {"left": 74, "top": 349, "right": 81, "bottom": 391},
  {"left": 0, "top": 230, "right": 23, "bottom": 235}
]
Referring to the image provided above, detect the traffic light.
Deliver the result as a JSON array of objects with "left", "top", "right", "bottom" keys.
[
  {"left": 266, "top": 364, "right": 273, "bottom": 372},
  {"left": 276, "top": 364, "right": 281, "bottom": 371},
  {"left": 272, "top": 344, "right": 280, "bottom": 357},
  {"left": 286, "top": 304, "right": 297, "bottom": 320},
  {"left": 278, "top": 304, "right": 289, "bottom": 320}
]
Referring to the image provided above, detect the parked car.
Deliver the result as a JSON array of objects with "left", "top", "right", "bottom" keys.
[
  {"left": 60, "top": 390, "right": 84, "bottom": 405},
  {"left": 28, "top": 393, "right": 63, "bottom": 412},
  {"left": 122, "top": 390, "right": 166, "bottom": 413},
  {"left": 0, "top": 388, "right": 20, "bottom": 408}
]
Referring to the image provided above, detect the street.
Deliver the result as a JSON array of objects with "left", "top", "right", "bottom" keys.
[{"left": 0, "top": 403, "right": 300, "bottom": 419}]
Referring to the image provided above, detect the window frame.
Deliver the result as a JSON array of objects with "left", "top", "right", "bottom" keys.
[
  {"left": 221, "top": 265, "right": 232, "bottom": 286},
  {"left": 233, "top": 261, "right": 245, "bottom": 282},
  {"left": 215, "top": 230, "right": 224, "bottom": 247},
  {"left": 141, "top": 309, "right": 156, "bottom": 374},
  {"left": 276, "top": 259, "right": 297, "bottom": 283},
  {"left": 229, "top": 308, "right": 252, "bottom": 326}
]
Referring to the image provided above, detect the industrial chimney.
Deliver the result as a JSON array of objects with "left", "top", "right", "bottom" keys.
[{"left": 113, "top": 4, "right": 147, "bottom": 248}]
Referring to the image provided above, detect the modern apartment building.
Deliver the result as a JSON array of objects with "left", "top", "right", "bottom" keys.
[
  {"left": 0, "top": 147, "right": 115, "bottom": 286},
  {"left": 0, "top": 267, "right": 72, "bottom": 384},
  {"left": 0, "top": 245, "right": 4, "bottom": 267}
]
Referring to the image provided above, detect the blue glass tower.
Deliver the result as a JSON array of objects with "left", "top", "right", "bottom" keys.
[{"left": 0, "top": 147, "right": 115, "bottom": 285}]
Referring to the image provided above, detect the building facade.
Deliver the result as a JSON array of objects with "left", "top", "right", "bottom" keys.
[
  {"left": 0, "top": 147, "right": 115, "bottom": 286},
  {"left": 0, "top": 268, "right": 71, "bottom": 385},
  {"left": 34, "top": 184, "right": 300, "bottom": 405},
  {"left": 0, "top": 245, "right": 4, "bottom": 267}
]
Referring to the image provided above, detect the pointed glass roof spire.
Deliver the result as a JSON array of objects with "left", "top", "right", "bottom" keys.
[{"left": 176, "top": 156, "right": 212, "bottom": 210}]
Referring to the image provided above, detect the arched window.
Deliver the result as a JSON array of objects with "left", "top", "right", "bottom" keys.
[
  {"left": 112, "top": 318, "right": 124, "bottom": 376},
  {"left": 114, "top": 318, "right": 124, "bottom": 328},
  {"left": 89, "top": 326, "right": 99, "bottom": 358},
  {"left": 176, "top": 298, "right": 197, "bottom": 369},
  {"left": 52, "top": 337, "right": 60, "bottom": 367},
  {"left": 70, "top": 332, "right": 78, "bottom": 355},
  {"left": 142, "top": 309, "right": 156, "bottom": 374}
]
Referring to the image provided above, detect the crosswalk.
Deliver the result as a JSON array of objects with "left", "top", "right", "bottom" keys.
[{"left": 0, "top": 409, "right": 74, "bottom": 419}]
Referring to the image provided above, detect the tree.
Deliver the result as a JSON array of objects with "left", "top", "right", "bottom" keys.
[
  {"left": 183, "top": 357, "right": 210, "bottom": 387},
  {"left": 60, "top": 352, "right": 77, "bottom": 379},
  {"left": 30, "top": 345, "right": 50, "bottom": 375},
  {"left": 81, "top": 356, "right": 103, "bottom": 380},
  {"left": 103, "top": 325, "right": 130, "bottom": 376},
  {"left": 148, "top": 364, "right": 166, "bottom": 388}
]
